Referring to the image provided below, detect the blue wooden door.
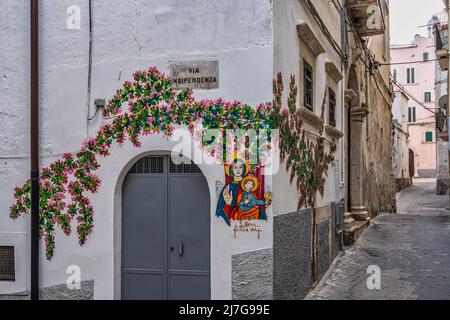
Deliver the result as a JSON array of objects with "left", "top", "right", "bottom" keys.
[{"left": 122, "top": 156, "right": 210, "bottom": 300}]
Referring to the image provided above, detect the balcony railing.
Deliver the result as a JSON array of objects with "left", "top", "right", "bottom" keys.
[{"left": 346, "top": 0, "right": 387, "bottom": 36}]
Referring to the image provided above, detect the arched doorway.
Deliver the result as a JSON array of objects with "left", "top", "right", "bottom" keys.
[{"left": 121, "top": 155, "right": 211, "bottom": 300}]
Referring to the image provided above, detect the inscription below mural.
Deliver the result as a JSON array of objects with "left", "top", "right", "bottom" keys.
[
  {"left": 233, "top": 221, "right": 263, "bottom": 239},
  {"left": 216, "top": 156, "right": 272, "bottom": 228},
  {"left": 169, "top": 60, "right": 219, "bottom": 90}
]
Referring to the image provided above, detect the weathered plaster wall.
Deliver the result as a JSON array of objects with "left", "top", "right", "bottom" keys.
[
  {"left": 232, "top": 248, "right": 273, "bottom": 300},
  {"left": 0, "top": 0, "right": 274, "bottom": 299}
]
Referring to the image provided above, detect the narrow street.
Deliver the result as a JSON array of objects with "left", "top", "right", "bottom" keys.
[{"left": 307, "top": 179, "right": 450, "bottom": 300}]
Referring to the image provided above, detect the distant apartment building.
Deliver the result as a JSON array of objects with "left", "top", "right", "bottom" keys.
[{"left": 391, "top": 35, "right": 437, "bottom": 178}]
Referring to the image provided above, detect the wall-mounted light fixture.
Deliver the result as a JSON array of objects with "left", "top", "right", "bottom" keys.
[{"left": 88, "top": 98, "right": 105, "bottom": 120}]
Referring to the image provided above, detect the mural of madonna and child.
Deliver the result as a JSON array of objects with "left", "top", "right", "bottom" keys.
[{"left": 216, "top": 157, "right": 273, "bottom": 226}]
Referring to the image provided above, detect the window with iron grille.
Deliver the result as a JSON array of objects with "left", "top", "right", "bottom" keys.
[
  {"left": 329, "top": 88, "right": 336, "bottom": 127},
  {"left": 0, "top": 246, "right": 15, "bottom": 281},
  {"left": 423, "top": 52, "right": 429, "bottom": 62},
  {"left": 393, "top": 69, "right": 397, "bottom": 82},
  {"left": 424, "top": 92, "right": 432, "bottom": 102},
  {"left": 303, "top": 60, "right": 313, "bottom": 111}
]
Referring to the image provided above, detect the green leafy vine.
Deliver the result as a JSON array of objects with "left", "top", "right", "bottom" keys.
[{"left": 9, "top": 67, "right": 335, "bottom": 259}]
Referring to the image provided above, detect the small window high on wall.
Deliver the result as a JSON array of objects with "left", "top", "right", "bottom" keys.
[{"left": 303, "top": 60, "right": 313, "bottom": 111}]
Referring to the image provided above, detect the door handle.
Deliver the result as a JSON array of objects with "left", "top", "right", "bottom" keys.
[{"left": 178, "top": 242, "right": 184, "bottom": 256}]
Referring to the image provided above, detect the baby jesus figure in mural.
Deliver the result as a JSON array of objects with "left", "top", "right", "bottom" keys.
[{"left": 216, "top": 157, "right": 273, "bottom": 226}]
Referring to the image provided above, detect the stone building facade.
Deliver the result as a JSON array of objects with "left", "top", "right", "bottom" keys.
[{"left": 0, "top": 0, "right": 393, "bottom": 300}]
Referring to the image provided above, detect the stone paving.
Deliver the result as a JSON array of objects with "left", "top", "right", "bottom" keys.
[{"left": 306, "top": 179, "right": 450, "bottom": 300}]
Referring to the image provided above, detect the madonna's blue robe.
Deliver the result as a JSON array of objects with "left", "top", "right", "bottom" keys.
[{"left": 215, "top": 182, "right": 240, "bottom": 226}]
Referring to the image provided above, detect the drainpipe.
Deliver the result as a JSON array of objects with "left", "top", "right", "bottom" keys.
[
  {"left": 30, "top": 0, "right": 40, "bottom": 300},
  {"left": 340, "top": 0, "right": 346, "bottom": 196},
  {"left": 365, "top": 48, "right": 371, "bottom": 143}
]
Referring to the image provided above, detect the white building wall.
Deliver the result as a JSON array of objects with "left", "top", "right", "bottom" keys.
[{"left": 0, "top": 0, "right": 274, "bottom": 299}]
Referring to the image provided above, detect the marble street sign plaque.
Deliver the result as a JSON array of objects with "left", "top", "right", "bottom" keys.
[{"left": 170, "top": 60, "right": 219, "bottom": 90}]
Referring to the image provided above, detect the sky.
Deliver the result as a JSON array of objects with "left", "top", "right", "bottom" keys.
[{"left": 390, "top": 0, "right": 445, "bottom": 45}]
